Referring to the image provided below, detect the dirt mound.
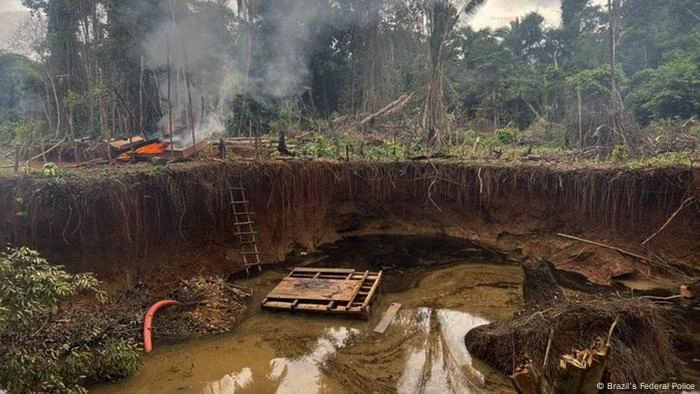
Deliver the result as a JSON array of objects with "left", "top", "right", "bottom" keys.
[
  {"left": 154, "top": 276, "right": 251, "bottom": 338},
  {"left": 521, "top": 257, "right": 566, "bottom": 306},
  {"left": 42, "top": 276, "right": 252, "bottom": 356},
  {"left": 465, "top": 297, "right": 679, "bottom": 386}
]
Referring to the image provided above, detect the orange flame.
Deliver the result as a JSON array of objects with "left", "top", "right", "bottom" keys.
[
  {"left": 117, "top": 141, "right": 169, "bottom": 160},
  {"left": 135, "top": 142, "right": 169, "bottom": 154}
]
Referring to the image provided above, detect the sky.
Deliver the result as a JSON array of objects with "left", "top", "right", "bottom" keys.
[
  {"left": 0, "top": 0, "right": 610, "bottom": 29},
  {"left": 0, "top": 0, "right": 23, "bottom": 12}
]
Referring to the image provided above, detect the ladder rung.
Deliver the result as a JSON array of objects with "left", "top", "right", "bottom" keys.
[
  {"left": 229, "top": 186, "right": 246, "bottom": 190},
  {"left": 235, "top": 231, "right": 257, "bottom": 235},
  {"left": 232, "top": 200, "right": 250, "bottom": 204},
  {"left": 234, "top": 221, "right": 255, "bottom": 225},
  {"left": 234, "top": 211, "right": 255, "bottom": 215}
]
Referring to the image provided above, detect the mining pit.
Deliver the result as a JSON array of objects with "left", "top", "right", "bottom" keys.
[{"left": 1, "top": 161, "right": 698, "bottom": 393}]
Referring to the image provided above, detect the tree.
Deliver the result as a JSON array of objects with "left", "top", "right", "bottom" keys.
[
  {"left": 422, "top": 0, "right": 486, "bottom": 145},
  {"left": 626, "top": 52, "right": 700, "bottom": 124}
]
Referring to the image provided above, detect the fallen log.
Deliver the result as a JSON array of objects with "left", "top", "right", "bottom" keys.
[
  {"left": 360, "top": 93, "right": 414, "bottom": 125},
  {"left": 27, "top": 137, "right": 67, "bottom": 162}
]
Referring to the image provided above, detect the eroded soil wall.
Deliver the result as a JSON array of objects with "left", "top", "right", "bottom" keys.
[{"left": 1, "top": 161, "right": 697, "bottom": 280}]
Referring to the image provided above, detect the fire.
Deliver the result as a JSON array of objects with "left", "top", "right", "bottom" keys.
[
  {"left": 136, "top": 142, "right": 169, "bottom": 154},
  {"left": 117, "top": 141, "right": 169, "bottom": 160}
]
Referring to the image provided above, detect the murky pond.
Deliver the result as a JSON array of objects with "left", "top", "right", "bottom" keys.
[{"left": 94, "top": 258, "right": 523, "bottom": 393}]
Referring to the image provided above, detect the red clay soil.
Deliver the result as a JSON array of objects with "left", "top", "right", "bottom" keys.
[{"left": 0, "top": 161, "right": 697, "bottom": 287}]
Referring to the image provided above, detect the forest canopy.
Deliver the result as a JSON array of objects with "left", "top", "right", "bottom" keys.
[{"left": 0, "top": 0, "right": 698, "bottom": 152}]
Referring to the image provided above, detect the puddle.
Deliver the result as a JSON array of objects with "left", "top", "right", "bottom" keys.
[{"left": 93, "top": 263, "right": 522, "bottom": 394}]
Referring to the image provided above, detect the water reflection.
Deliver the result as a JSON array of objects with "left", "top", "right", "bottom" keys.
[
  {"left": 93, "top": 263, "right": 521, "bottom": 394},
  {"left": 204, "top": 309, "right": 488, "bottom": 394},
  {"left": 397, "top": 308, "right": 489, "bottom": 394},
  {"left": 205, "top": 327, "right": 359, "bottom": 394}
]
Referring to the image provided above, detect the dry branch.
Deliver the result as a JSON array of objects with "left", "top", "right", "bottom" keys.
[
  {"left": 27, "top": 137, "right": 67, "bottom": 162},
  {"left": 557, "top": 233, "right": 652, "bottom": 263},
  {"left": 360, "top": 93, "right": 414, "bottom": 125},
  {"left": 641, "top": 197, "right": 696, "bottom": 246}
]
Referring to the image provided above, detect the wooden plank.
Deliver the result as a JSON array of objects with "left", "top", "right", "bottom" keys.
[
  {"left": 262, "top": 301, "right": 365, "bottom": 314},
  {"left": 345, "top": 271, "right": 369, "bottom": 310},
  {"left": 363, "top": 271, "right": 383, "bottom": 308},
  {"left": 261, "top": 268, "right": 383, "bottom": 320},
  {"left": 292, "top": 267, "right": 355, "bottom": 274},
  {"left": 373, "top": 303, "right": 402, "bottom": 334},
  {"left": 266, "top": 278, "right": 361, "bottom": 301}
]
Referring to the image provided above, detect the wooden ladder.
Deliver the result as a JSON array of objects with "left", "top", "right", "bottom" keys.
[{"left": 229, "top": 182, "right": 262, "bottom": 275}]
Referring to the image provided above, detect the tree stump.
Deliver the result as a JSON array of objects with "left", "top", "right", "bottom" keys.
[{"left": 521, "top": 257, "right": 566, "bottom": 307}]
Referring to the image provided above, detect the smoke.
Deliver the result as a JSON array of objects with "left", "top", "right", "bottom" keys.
[
  {"left": 142, "top": 0, "right": 332, "bottom": 145},
  {"left": 254, "top": 0, "right": 327, "bottom": 99}
]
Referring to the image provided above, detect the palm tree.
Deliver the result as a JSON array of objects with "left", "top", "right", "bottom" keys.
[{"left": 422, "top": 0, "right": 487, "bottom": 146}]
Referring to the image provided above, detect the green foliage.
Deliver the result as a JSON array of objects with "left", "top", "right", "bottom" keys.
[
  {"left": 626, "top": 52, "right": 700, "bottom": 124},
  {"left": 0, "top": 52, "right": 42, "bottom": 144},
  {"left": 566, "top": 65, "right": 627, "bottom": 101},
  {"left": 0, "top": 247, "right": 104, "bottom": 330},
  {"left": 302, "top": 132, "right": 336, "bottom": 158},
  {"left": 3, "top": 0, "right": 699, "bottom": 155},
  {"left": 42, "top": 162, "right": 58, "bottom": 177},
  {"left": 496, "top": 127, "right": 518, "bottom": 144},
  {"left": 363, "top": 139, "right": 404, "bottom": 161},
  {"left": 611, "top": 144, "right": 629, "bottom": 162},
  {"left": 0, "top": 247, "right": 141, "bottom": 393},
  {"left": 522, "top": 119, "right": 567, "bottom": 148}
]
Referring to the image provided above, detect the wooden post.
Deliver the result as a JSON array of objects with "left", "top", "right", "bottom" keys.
[
  {"left": 13, "top": 144, "right": 20, "bottom": 173},
  {"left": 577, "top": 85, "right": 583, "bottom": 149},
  {"left": 608, "top": 0, "right": 619, "bottom": 112},
  {"left": 166, "top": 34, "right": 174, "bottom": 153},
  {"left": 139, "top": 55, "right": 145, "bottom": 133},
  {"left": 183, "top": 51, "right": 196, "bottom": 147}
]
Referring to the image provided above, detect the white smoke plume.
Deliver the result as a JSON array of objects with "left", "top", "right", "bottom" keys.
[{"left": 142, "top": 0, "right": 331, "bottom": 145}]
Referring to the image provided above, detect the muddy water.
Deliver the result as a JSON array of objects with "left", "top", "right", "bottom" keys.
[{"left": 94, "top": 263, "right": 522, "bottom": 394}]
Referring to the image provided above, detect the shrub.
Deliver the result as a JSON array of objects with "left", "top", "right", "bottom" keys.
[
  {"left": 0, "top": 247, "right": 142, "bottom": 393},
  {"left": 496, "top": 127, "right": 518, "bottom": 145}
]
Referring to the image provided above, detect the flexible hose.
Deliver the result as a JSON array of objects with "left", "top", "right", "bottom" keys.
[{"left": 143, "top": 299, "right": 182, "bottom": 353}]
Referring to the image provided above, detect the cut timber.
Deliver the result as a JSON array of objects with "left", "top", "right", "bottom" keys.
[
  {"left": 262, "top": 267, "right": 382, "bottom": 320},
  {"left": 373, "top": 303, "right": 402, "bottom": 334}
]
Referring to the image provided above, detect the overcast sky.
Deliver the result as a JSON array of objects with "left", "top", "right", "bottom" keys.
[{"left": 0, "top": 0, "right": 608, "bottom": 29}]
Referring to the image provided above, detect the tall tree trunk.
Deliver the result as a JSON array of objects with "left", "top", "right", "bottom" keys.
[
  {"left": 608, "top": 0, "right": 619, "bottom": 112},
  {"left": 99, "top": 72, "right": 111, "bottom": 161},
  {"left": 167, "top": 34, "right": 174, "bottom": 153},
  {"left": 577, "top": 85, "right": 583, "bottom": 148},
  {"left": 48, "top": 73, "right": 61, "bottom": 138},
  {"left": 139, "top": 55, "right": 145, "bottom": 132}
]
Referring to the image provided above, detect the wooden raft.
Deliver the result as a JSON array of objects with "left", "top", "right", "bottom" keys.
[{"left": 261, "top": 268, "right": 382, "bottom": 320}]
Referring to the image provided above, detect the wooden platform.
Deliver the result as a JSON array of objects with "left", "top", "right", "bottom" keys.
[{"left": 261, "top": 268, "right": 382, "bottom": 320}]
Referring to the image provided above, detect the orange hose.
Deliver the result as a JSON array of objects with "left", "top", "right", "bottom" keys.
[{"left": 143, "top": 299, "right": 182, "bottom": 353}]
